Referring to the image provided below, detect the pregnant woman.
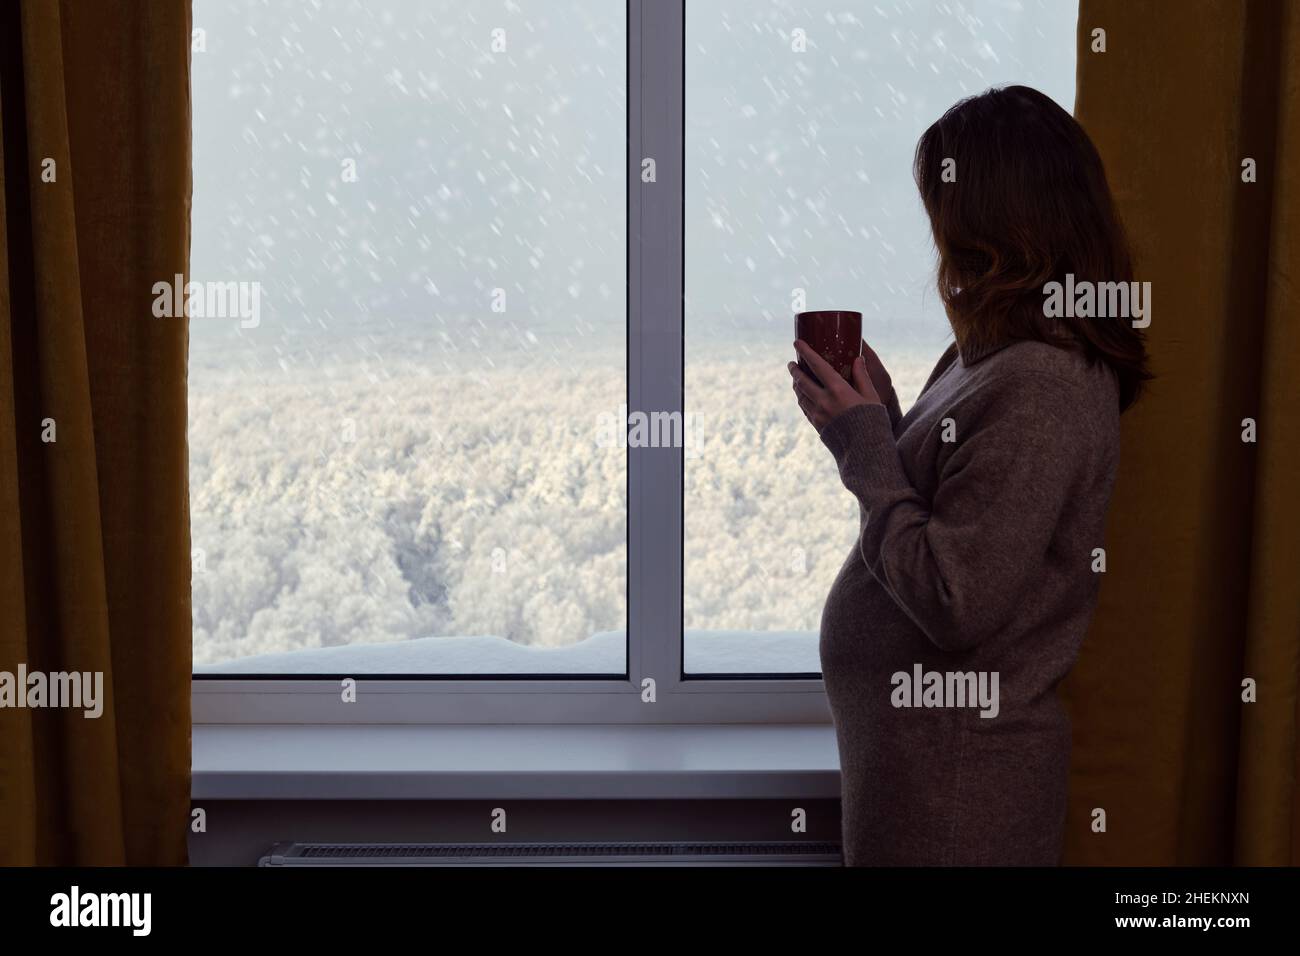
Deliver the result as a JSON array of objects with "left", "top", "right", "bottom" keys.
[{"left": 787, "top": 86, "right": 1150, "bottom": 866}]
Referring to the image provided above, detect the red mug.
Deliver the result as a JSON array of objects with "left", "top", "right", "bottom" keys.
[{"left": 795, "top": 310, "right": 862, "bottom": 386}]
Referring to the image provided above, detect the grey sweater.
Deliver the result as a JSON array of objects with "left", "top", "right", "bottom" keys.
[{"left": 817, "top": 338, "right": 1120, "bottom": 866}]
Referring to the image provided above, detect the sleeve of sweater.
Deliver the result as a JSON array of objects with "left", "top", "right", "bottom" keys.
[{"left": 817, "top": 373, "right": 1088, "bottom": 652}]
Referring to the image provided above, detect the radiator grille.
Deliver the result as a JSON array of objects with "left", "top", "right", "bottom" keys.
[{"left": 261, "top": 841, "right": 842, "bottom": 866}]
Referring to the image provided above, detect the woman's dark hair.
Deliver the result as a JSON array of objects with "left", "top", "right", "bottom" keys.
[{"left": 914, "top": 85, "right": 1151, "bottom": 411}]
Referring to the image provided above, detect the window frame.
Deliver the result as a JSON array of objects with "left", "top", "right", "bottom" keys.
[{"left": 191, "top": 0, "right": 831, "bottom": 727}]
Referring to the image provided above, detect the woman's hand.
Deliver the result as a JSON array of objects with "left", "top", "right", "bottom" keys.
[
  {"left": 788, "top": 339, "right": 881, "bottom": 431},
  {"left": 859, "top": 338, "right": 895, "bottom": 408}
]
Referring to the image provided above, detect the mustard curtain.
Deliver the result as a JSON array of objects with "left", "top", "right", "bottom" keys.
[
  {"left": 1063, "top": 0, "right": 1300, "bottom": 865},
  {"left": 0, "top": 0, "right": 191, "bottom": 865}
]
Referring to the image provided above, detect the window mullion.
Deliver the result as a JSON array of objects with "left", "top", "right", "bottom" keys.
[{"left": 629, "top": 0, "right": 685, "bottom": 699}]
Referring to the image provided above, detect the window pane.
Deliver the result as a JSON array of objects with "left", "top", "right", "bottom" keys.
[
  {"left": 684, "top": 0, "right": 1078, "bottom": 674},
  {"left": 190, "top": 0, "right": 626, "bottom": 675}
]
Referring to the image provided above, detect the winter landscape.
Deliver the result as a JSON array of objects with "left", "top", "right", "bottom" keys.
[{"left": 190, "top": 0, "right": 1075, "bottom": 672}]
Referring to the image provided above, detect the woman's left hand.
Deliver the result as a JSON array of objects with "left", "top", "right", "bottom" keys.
[{"left": 788, "top": 340, "right": 881, "bottom": 431}]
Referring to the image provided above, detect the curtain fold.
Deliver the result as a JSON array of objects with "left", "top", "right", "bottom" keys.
[
  {"left": 0, "top": 0, "right": 191, "bottom": 865},
  {"left": 1063, "top": 0, "right": 1300, "bottom": 865}
]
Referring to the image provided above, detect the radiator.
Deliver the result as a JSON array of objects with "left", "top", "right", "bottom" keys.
[{"left": 259, "top": 841, "right": 842, "bottom": 867}]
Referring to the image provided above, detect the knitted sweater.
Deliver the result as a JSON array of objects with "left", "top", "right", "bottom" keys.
[{"left": 817, "top": 338, "right": 1120, "bottom": 866}]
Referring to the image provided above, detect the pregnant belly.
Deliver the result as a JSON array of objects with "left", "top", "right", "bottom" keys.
[
  {"left": 820, "top": 553, "right": 1074, "bottom": 865},
  {"left": 819, "top": 551, "right": 921, "bottom": 682}
]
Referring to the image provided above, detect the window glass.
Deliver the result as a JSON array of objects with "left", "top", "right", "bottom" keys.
[
  {"left": 190, "top": 0, "right": 627, "bottom": 674},
  {"left": 684, "top": 0, "right": 1078, "bottom": 674}
]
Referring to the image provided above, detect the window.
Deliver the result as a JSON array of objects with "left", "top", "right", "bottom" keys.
[{"left": 191, "top": 0, "right": 1077, "bottom": 722}]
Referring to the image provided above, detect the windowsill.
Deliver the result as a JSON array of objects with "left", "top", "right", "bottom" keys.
[{"left": 191, "top": 723, "right": 841, "bottom": 801}]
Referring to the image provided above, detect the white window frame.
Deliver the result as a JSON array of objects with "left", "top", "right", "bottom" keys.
[{"left": 191, "top": 0, "right": 832, "bottom": 727}]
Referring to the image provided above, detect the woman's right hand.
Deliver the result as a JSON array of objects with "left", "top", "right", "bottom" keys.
[{"left": 861, "top": 339, "right": 895, "bottom": 404}]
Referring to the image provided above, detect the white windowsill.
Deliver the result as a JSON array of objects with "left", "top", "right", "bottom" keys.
[{"left": 191, "top": 723, "right": 841, "bottom": 801}]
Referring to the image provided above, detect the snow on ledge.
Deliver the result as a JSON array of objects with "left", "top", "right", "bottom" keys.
[{"left": 195, "top": 630, "right": 820, "bottom": 675}]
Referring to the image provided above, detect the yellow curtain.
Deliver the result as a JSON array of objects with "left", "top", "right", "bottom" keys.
[
  {"left": 0, "top": 0, "right": 191, "bottom": 865},
  {"left": 1063, "top": 0, "right": 1300, "bottom": 865}
]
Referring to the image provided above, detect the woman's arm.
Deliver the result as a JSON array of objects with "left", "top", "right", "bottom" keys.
[{"left": 818, "top": 371, "right": 1091, "bottom": 652}]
